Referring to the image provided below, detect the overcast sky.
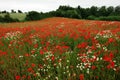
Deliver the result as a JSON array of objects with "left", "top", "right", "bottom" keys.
[{"left": 0, "top": 0, "right": 120, "bottom": 12}]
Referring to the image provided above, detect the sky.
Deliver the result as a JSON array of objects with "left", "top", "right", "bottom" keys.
[{"left": 0, "top": 0, "right": 120, "bottom": 12}]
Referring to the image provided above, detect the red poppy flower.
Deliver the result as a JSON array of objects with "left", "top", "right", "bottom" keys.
[
  {"left": 31, "top": 63, "right": 36, "bottom": 68},
  {"left": 103, "top": 53, "right": 114, "bottom": 62},
  {"left": 79, "top": 74, "right": 84, "bottom": 80},
  {"left": 108, "top": 38, "right": 114, "bottom": 43},
  {"left": 91, "top": 65, "right": 96, "bottom": 70},
  {"left": 40, "top": 50, "right": 44, "bottom": 55},
  {"left": 15, "top": 75, "right": 20, "bottom": 80},
  {"left": 77, "top": 42, "right": 87, "bottom": 48},
  {"left": 51, "top": 56, "right": 55, "bottom": 61}
]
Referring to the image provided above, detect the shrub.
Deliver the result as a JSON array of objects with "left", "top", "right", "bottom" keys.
[
  {"left": 25, "top": 11, "right": 41, "bottom": 21},
  {"left": 98, "top": 16, "right": 120, "bottom": 21},
  {"left": 87, "top": 15, "right": 96, "bottom": 20},
  {"left": 0, "top": 16, "right": 4, "bottom": 22}
]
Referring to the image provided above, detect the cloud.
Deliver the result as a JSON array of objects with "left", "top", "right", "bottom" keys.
[{"left": 0, "top": 0, "right": 120, "bottom": 12}]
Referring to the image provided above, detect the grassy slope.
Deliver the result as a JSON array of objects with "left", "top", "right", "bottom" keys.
[{"left": 0, "top": 13, "right": 26, "bottom": 21}]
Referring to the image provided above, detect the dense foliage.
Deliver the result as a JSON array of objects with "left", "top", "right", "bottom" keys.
[{"left": 0, "top": 5, "right": 120, "bottom": 22}]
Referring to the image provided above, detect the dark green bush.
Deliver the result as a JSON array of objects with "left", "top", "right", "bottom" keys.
[
  {"left": 98, "top": 16, "right": 120, "bottom": 21},
  {"left": 0, "top": 16, "right": 4, "bottom": 22},
  {"left": 87, "top": 15, "right": 96, "bottom": 20}
]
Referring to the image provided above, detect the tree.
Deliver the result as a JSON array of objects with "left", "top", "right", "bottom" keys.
[
  {"left": 25, "top": 11, "right": 41, "bottom": 21},
  {"left": 115, "top": 5, "right": 120, "bottom": 15},
  {"left": 57, "top": 5, "right": 74, "bottom": 11},
  {"left": 90, "top": 6, "right": 98, "bottom": 16},
  {"left": 77, "top": 5, "right": 81, "bottom": 10},
  {"left": 11, "top": 9, "right": 16, "bottom": 13},
  {"left": 18, "top": 10, "right": 22, "bottom": 13},
  {"left": 98, "top": 6, "right": 107, "bottom": 16},
  {"left": 66, "top": 10, "right": 81, "bottom": 18},
  {"left": 107, "top": 6, "right": 114, "bottom": 16},
  {"left": 76, "top": 6, "right": 83, "bottom": 18},
  {"left": 1, "top": 10, "right": 7, "bottom": 13},
  {"left": 79, "top": 8, "right": 88, "bottom": 19},
  {"left": 85, "top": 8, "right": 91, "bottom": 17}
]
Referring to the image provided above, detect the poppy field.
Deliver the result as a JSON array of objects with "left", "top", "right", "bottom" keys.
[{"left": 0, "top": 17, "right": 120, "bottom": 80}]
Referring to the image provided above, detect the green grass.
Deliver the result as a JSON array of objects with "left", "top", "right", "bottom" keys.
[
  {"left": 0, "top": 13, "right": 26, "bottom": 21},
  {"left": 0, "top": 13, "right": 6, "bottom": 17}
]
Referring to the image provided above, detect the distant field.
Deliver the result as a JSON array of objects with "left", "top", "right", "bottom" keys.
[
  {"left": 0, "top": 17, "right": 120, "bottom": 29},
  {"left": 0, "top": 13, "right": 26, "bottom": 21}
]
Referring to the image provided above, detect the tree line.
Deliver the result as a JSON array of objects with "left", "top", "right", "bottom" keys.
[{"left": 0, "top": 5, "right": 120, "bottom": 23}]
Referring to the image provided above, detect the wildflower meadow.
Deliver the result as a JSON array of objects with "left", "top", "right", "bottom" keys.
[{"left": 0, "top": 17, "right": 120, "bottom": 80}]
